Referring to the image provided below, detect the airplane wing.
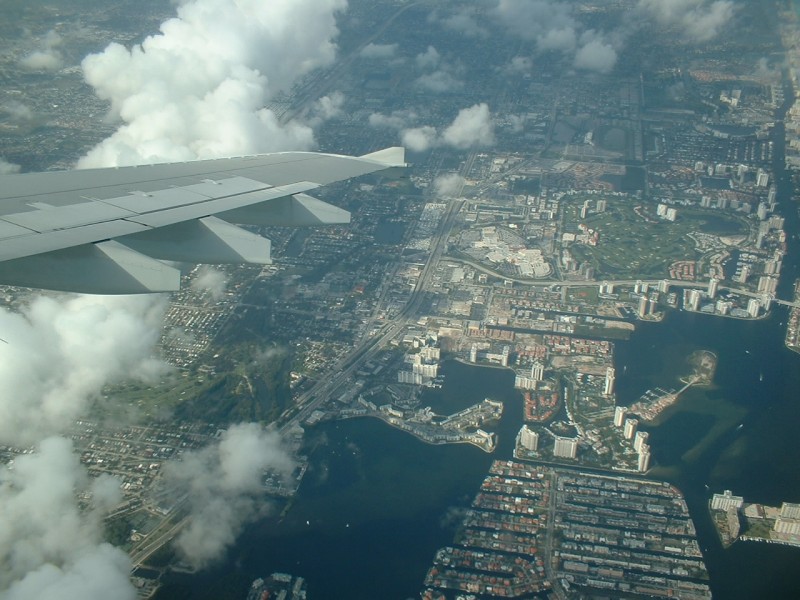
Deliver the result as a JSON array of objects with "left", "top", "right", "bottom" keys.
[{"left": 0, "top": 147, "right": 405, "bottom": 294}]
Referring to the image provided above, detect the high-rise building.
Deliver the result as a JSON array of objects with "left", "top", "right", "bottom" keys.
[
  {"left": 624, "top": 417, "right": 638, "bottom": 440},
  {"left": 737, "top": 265, "right": 750, "bottom": 284},
  {"left": 470, "top": 344, "right": 478, "bottom": 363},
  {"left": 600, "top": 281, "right": 614, "bottom": 295},
  {"left": 634, "top": 430, "right": 649, "bottom": 453},
  {"left": 707, "top": 277, "right": 719, "bottom": 299},
  {"left": 711, "top": 490, "right": 744, "bottom": 511},
  {"left": 780, "top": 503, "right": 800, "bottom": 520},
  {"left": 553, "top": 436, "right": 578, "bottom": 459},
  {"left": 658, "top": 279, "right": 670, "bottom": 294},
  {"left": 747, "top": 298, "right": 761, "bottom": 318},
  {"left": 604, "top": 367, "right": 616, "bottom": 396},
  {"left": 613, "top": 406, "right": 628, "bottom": 427},
  {"left": 757, "top": 168, "right": 770, "bottom": 187},
  {"left": 519, "top": 426, "right": 539, "bottom": 451},
  {"left": 501, "top": 345, "right": 510, "bottom": 367},
  {"left": 757, "top": 202, "right": 769, "bottom": 221},
  {"left": 531, "top": 361, "right": 544, "bottom": 381},
  {"left": 774, "top": 517, "right": 800, "bottom": 535},
  {"left": 638, "top": 295, "right": 649, "bottom": 318},
  {"left": 638, "top": 447, "right": 651, "bottom": 472},
  {"left": 758, "top": 276, "right": 778, "bottom": 294},
  {"left": 685, "top": 289, "right": 701, "bottom": 312}
]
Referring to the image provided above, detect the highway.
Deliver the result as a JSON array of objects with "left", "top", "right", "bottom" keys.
[{"left": 279, "top": 197, "right": 463, "bottom": 433}]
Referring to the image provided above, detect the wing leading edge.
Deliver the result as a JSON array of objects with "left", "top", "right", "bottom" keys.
[{"left": 0, "top": 147, "right": 405, "bottom": 294}]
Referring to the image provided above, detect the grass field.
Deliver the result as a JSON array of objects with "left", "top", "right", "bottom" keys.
[{"left": 564, "top": 197, "right": 747, "bottom": 279}]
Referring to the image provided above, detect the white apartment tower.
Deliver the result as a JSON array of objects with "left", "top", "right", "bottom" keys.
[
  {"left": 519, "top": 426, "right": 539, "bottom": 452},
  {"left": 604, "top": 367, "right": 616, "bottom": 396},
  {"left": 553, "top": 436, "right": 578, "bottom": 459},
  {"left": 624, "top": 417, "right": 638, "bottom": 440}
]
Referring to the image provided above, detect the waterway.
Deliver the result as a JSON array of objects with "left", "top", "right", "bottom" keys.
[
  {"left": 155, "top": 71, "right": 800, "bottom": 600},
  {"left": 157, "top": 302, "right": 800, "bottom": 600}
]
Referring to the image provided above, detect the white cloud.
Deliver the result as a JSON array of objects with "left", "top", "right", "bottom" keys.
[
  {"left": 78, "top": 0, "right": 347, "bottom": 167},
  {"left": 400, "top": 104, "right": 496, "bottom": 152},
  {"left": 401, "top": 126, "right": 439, "bottom": 152},
  {"left": 163, "top": 423, "right": 295, "bottom": 568},
  {"left": 415, "top": 45, "right": 441, "bottom": 70},
  {"left": 359, "top": 42, "right": 398, "bottom": 59},
  {"left": 506, "top": 114, "right": 526, "bottom": 133},
  {"left": 638, "top": 0, "right": 736, "bottom": 42},
  {"left": 0, "top": 437, "right": 135, "bottom": 599},
  {"left": 0, "top": 294, "right": 169, "bottom": 446},
  {"left": 492, "top": 0, "right": 577, "bottom": 48},
  {"left": 368, "top": 109, "right": 418, "bottom": 130},
  {"left": 311, "top": 91, "right": 345, "bottom": 122},
  {"left": 574, "top": 31, "right": 618, "bottom": 73},
  {"left": 433, "top": 173, "right": 466, "bottom": 197},
  {"left": 442, "top": 103, "right": 495, "bottom": 150},
  {"left": 190, "top": 265, "right": 229, "bottom": 301},
  {"left": 0, "top": 158, "right": 21, "bottom": 174},
  {"left": 20, "top": 30, "right": 64, "bottom": 71},
  {"left": 441, "top": 9, "right": 489, "bottom": 38},
  {"left": 2, "top": 100, "right": 34, "bottom": 123},
  {"left": 415, "top": 70, "right": 463, "bottom": 93}
]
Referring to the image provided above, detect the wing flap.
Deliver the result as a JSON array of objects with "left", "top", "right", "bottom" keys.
[
  {"left": 0, "top": 240, "right": 180, "bottom": 294},
  {"left": 119, "top": 216, "right": 271, "bottom": 264},
  {"left": 217, "top": 193, "right": 350, "bottom": 226}
]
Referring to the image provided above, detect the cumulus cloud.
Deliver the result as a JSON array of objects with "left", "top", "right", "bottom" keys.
[
  {"left": 442, "top": 103, "right": 495, "bottom": 149},
  {"left": 415, "top": 45, "right": 441, "bottom": 70},
  {"left": 190, "top": 265, "right": 229, "bottom": 300},
  {"left": 400, "top": 104, "right": 496, "bottom": 153},
  {"left": 0, "top": 294, "right": 168, "bottom": 446},
  {"left": 78, "top": 0, "right": 347, "bottom": 167},
  {"left": 401, "top": 126, "right": 439, "bottom": 153},
  {"left": 368, "top": 109, "right": 419, "bottom": 131},
  {"left": 492, "top": 0, "right": 576, "bottom": 49},
  {"left": 311, "top": 91, "right": 345, "bottom": 122},
  {"left": 19, "top": 30, "right": 64, "bottom": 71},
  {"left": 415, "top": 70, "right": 464, "bottom": 93},
  {"left": 489, "top": 1, "right": 617, "bottom": 72},
  {"left": 0, "top": 437, "right": 135, "bottom": 599},
  {"left": 163, "top": 423, "right": 295, "bottom": 568},
  {"left": 433, "top": 173, "right": 466, "bottom": 197},
  {"left": 1, "top": 100, "right": 34, "bottom": 123},
  {"left": 0, "top": 158, "right": 21, "bottom": 174},
  {"left": 359, "top": 42, "right": 398, "bottom": 59},
  {"left": 574, "top": 31, "right": 618, "bottom": 73},
  {"left": 638, "top": 0, "right": 736, "bottom": 42},
  {"left": 441, "top": 9, "right": 489, "bottom": 38},
  {"left": 505, "top": 114, "right": 526, "bottom": 134}
]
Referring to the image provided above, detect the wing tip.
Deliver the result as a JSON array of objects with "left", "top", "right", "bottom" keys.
[{"left": 360, "top": 147, "right": 406, "bottom": 168}]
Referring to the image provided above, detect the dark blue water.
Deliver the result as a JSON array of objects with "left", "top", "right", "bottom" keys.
[{"left": 157, "top": 312, "right": 800, "bottom": 600}]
